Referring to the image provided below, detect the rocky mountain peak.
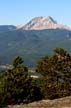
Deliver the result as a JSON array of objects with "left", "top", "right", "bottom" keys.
[
  {"left": 29, "top": 16, "right": 57, "bottom": 24},
  {"left": 21, "top": 16, "right": 57, "bottom": 30},
  {"left": 17, "top": 16, "right": 71, "bottom": 30}
]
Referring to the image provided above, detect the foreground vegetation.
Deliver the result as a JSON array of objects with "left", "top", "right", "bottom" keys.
[
  {"left": 0, "top": 56, "right": 42, "bottom": 107},
  {"left": 36, "top": 48, "right": 71, "bottom": 99},
  {"left": 0, "top": 48, "right": 71, "bottom": 107}
]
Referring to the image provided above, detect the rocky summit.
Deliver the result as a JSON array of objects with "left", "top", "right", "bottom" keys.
[{"left": 20, "top": 16, "right": 71, "bottom": 30}]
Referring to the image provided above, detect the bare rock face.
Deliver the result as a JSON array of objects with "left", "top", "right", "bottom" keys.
[{"left": 19, "top": 16, "right": 71, "bottom": 30}]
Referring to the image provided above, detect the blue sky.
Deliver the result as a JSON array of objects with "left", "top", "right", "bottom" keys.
[{"left": 0, "top": 0, "right": 71, "bottom": 26}]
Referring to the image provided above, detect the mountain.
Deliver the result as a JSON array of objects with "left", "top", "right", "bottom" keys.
[
  {"left": 0, "top": 25, "right": 16, "bottom": 32},
  {"left": 20, "top": 16, "right": 71, "bottom": 30},
  {"left": 0, "top": 17, "right": 71, "bottom": 31},
  {"left": 0, "top": 17, "right": 71, "bottom": 68}
]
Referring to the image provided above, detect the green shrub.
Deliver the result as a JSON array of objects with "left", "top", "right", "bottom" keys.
[
  {"left": 0, "top": 56, "right": 42, "bottom": 107},
  {"left": 36, "top": 48, "right": 71, "bottom": 99}
]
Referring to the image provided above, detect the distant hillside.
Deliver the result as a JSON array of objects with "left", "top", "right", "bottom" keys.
[
  {"left": 0, "top": 17, "right": 71, "bottom": 67},
  {"left": 0, "top": 25, "right": 16, "bottom": 32},
  {"left": 0, "top": 29, "right": 71, "bottom": 67}
]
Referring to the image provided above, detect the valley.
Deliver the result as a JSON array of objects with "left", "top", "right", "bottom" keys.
[{"left": 0, "top": 17, "right": 71, "bottom": 68}]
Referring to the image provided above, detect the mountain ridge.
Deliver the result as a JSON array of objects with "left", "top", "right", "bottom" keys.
[
  {"left": 0, "top": 25, "right": 16, "bottom": 32},
  {"left": 0, "top": 16, "right": 71, "bottom": 32},
  {"left": 19, "top": 16, "right": 71, "bottom": 30}
]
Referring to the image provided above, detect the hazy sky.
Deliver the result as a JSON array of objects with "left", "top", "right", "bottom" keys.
[{"left": 0, "top": 0, "right": 71, "bottom": 26}]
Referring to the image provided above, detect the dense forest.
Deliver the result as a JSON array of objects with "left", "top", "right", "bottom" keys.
[{"left": 0, "top": 48, "right": 71, "bottom": 108}]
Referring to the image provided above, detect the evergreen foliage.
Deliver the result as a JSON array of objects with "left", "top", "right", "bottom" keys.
[
  {"left": 0, "top": 48, "right": 71, "bottom": 107},
  {"left": 36, "top": 48, "right": 71, "bottom": 99},
  {"left": 0, "top": 56, "right": 42, "bottom": 107}
]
